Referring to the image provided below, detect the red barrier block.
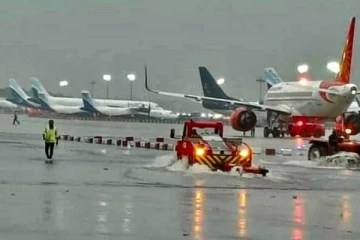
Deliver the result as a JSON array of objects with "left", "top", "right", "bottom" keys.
[
  {"left": 135, "top": 141, "right": 141, "bottom": 148},
  {"left": 95, "top": 136, "right": 102, "bottom": 144},
  {"left": 144, "top": 142, "right": 150, "bottom": 148},
  {"left": 154, "top": 143, "right": 160, "bottom": 150},
  {"left": 156, "top": 137, "right": 164, "bottom": 143},
  {"left": 126, "top": 136, "right": 134, "bottom": 141},
  {"left": 106, "top": 139, "right": 112, "bottom": 145},
  {"left": 122, "top": 140, "right": 128, "bottom": 147},
  {"left": 116, "top": 139, "right": 122, "bottom": 146},
  {"left": 265, "top": 148, "right": 276, "bottom": 156},
  {"left": 161, "top": 143, "right": 168, "bottom": 150}
]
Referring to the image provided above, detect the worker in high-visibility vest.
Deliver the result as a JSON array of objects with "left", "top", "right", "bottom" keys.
[{"left": 43, "top": 120, "right": 58, "bottom": 161}]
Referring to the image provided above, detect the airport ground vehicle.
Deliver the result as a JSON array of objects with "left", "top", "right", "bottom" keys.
[
  {"left": 308, "top": 136, "right": 360, "bottom": 160},
  {"left": 288, "top": 122, "right": 325, "bottom": 138},
  {"left": 171, "top": 120, "right": 269, "bottom": 176}
]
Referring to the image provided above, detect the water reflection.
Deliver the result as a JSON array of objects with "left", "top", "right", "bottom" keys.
[
  {"left": 238, "top": 190, "right": 247, "bottom": 237},
  {"left": 291, "top": 196, "right": 305, "bottom": 240},
  {"left": 96, "top": 193, "right": 109, "bottom": 234},
  {"left": 340, "top": 194, "right": 351, "bottom": 230},
  {"left": 42, "top": 190, "right": 65, "bottom": 230},
  {"left": 193, "top": 188, "right": 204, "bottom": 240},
  {"left": 122, "top": 200, "right": 133, "bottom": 233}
]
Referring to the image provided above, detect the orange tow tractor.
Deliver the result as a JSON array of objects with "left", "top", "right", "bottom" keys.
[{"left": 170, "top": 120, "right": 269, "bottom": 176}]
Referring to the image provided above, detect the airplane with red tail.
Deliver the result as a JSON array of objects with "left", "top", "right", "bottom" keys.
[{"left": 145, "top": 17, "right": 359, "bottom": 138}]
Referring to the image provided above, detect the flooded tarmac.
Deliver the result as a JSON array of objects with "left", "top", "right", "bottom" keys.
[{"left": 0, "top": 114, "right": 360, "bottom": 240}]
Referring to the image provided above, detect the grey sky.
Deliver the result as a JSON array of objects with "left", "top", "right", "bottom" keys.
[{"left": 0, "top": 0, "right": 359, "bottom": 111}]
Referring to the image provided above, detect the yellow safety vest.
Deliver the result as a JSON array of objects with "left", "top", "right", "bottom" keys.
[{"left": 44, "top": 126, "right": 57, "bottom": 143}]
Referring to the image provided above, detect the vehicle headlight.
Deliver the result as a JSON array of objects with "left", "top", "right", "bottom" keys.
[
  {"left": 239, "top": 149, "right": 249, "bottom": 158},
  {"left": 195, "top": 147, "right": 205, "bottom": 156},
  {"left": 345, "top": 128, "right": 352, "bottom": 134},
  {"left": 238, "top": 144, "right": 251, "bottom": 158}
]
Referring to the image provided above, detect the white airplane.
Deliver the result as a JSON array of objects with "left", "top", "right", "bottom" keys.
[
  {"left": 30, "top": 77, "right": 162, "bottom": 109},
  {"left": 0, "top": 98, "right": 18, "bottom": 109},
  {"left": 136, "top": 104, "right": 179, "bottom": 119},
  {"left": 144, "top": 17, "right": 359, "bottom": 137},
  {"left": 81, "top": 91, "right": 135, "bottom": 116},
  {"left": 35, "top": 89, "right": 86, "bottom": 115},
  {"left": 81, "top": 90, "right": 178, "bottom": 119},
  {"left": 7, "top": 79, "right": 41, "bottom": 109}
]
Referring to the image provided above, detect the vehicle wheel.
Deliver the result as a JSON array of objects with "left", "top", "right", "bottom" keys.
[
  {"left": 280, "top": 131, "right": 285, "bottom": 138},
  {"left": 308, "top": 145, "right": 326, "bottom": 160},
  {"left": 272, "top": 128, "right": 280, "bottom": 138},
  {"left": 264, "top": 127, "right": 270, "bottom": 138}
]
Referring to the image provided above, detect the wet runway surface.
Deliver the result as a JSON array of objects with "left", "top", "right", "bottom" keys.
[{"left": 1, "top": 114, "right": 360, "bottom": 240}]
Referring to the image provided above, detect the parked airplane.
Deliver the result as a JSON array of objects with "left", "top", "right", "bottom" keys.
[
  {"left": 144, "top": 17, "right": 359, "bottom": 137},
  {"left": 199, "top": 65, "right": 360, "bottom": 136},
  {"left": 135, "top": 104, "right": 179, "bottom": 119},
  {"left": 0, "top": 98, "right": 18, "bottom": 109},
  {"left": 34, "top": 89, "right": 86, "bottom": 115},
  {"left": 81, "top": 91, "right": 136, "bottom": 116},
  {"left": 7, "top": 79, "right": 41, "bottom": 109},
  {"left": 30, "top": 77, "right": 163, "bottom": 109}
]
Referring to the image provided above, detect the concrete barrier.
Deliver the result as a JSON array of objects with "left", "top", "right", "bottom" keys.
[
  {"left": 156, "top": 137, "right": 164, "bottom": 143},
  {"left": 59, "top": 134, "right": 305, "bottom": 154},
  {"left": 265, "top": 148, "right": 276, "bottom": 156},
  {"left": 126, "top": 136, "right": 134, "bottom": 141},
  {"left": 94, "top": 136, "right": 102, "bottom": 144}
]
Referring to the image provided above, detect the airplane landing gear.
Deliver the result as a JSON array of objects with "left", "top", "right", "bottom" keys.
[{"left": 264, "top": 112, "right": 286, "bottom": 138}]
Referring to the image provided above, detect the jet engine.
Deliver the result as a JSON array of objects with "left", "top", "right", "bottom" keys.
[
  {"left": 344, "top": 113, "right": 360, "bottom": 135},
  {"left": 230, "top": 108, "right": 257, "bottom": 132}
]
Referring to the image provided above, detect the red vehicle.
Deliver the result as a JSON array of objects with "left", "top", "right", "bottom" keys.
[
  {"left": 288, "top": 122, "right": 325, "bottom": 138},
  {"left": 308, "top": 135, "right": 360, "bottom": 160},
  {"left": 171, "top": 120, "right": 269, "bottom": 176}
]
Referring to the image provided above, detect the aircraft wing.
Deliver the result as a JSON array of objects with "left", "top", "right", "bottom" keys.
[{"left": 144, "top": 66, "right": 291, "bottom": 115}]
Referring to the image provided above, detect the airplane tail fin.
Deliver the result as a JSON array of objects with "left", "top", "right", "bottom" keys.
[
  {"left": 36, "top": 90, "right": 52, "bottom": 111},
  {"left": 335, "top": 16, "right": 356, "bottom": 84},
  {"left": 9, "top": 78, "right": 30, "bottom": 100},
  {"left": 81, "top": 90, "right": 99, "bottom": 113},
  {"left": 264, "top": 67, "right": 283, "bottom": 87},
  {"left": 30, "top": 77, "right": 50, "bottom": 96},
  {"left": 198, "top": 67, "right": 240, "bottom": 100}
]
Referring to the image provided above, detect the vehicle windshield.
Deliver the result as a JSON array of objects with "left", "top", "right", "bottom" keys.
[
  {"left": 201, "top": 135, "right": 229, "bottom": 151},
  {"left": 193, "top": 127, "right": 219, "bottom": 136}
]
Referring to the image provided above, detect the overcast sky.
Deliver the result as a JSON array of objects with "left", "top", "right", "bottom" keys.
[{"left": 0, "top": 0, "right": 359, "bottom": 111}]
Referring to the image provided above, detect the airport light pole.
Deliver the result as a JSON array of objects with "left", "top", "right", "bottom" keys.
[
  {"left": 326, "top": 61, "right": 340, "bottom": 78},
  {"left": 256, "top": 78, "right": 265, "bottom": 103},
  {"left": 59, "top": 80, "right": 69, "bottom": 96},
  {"left": 127, "top": 73, "right": 136, "bottom": 101},
  {"left": 103, "top": 74, "right": 112, "bottom": 99},
  {"left": 216, "top": 78, "right": 225, "bottom": 85},
  {"left": 89, "top": 81, "right": 96, "bottom": 97}
]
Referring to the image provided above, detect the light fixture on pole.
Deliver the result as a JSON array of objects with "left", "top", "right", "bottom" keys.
[
  {"left": 59, "top": 80, "right": 69, "bottom": 87},
  {"left": 256, "top": 78, "right": 265, "bottom": 103},
  {"left": 326, "top": 61, "right": 340, "bottom": 77},
  {"left": 103, "top": 74, "right": 112, "bottom": 99},
  {"left": 89, "top": 81, "right": 96, "bottom": 97},
  {"left": 297, "top": 64, "right": 309, "bottom": 74},
  {"left": 127, "top": 73, "right": 136, "bottom": 100},
  {"left": 216, "top": 78, "right": 225, "bottom": 85}
]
